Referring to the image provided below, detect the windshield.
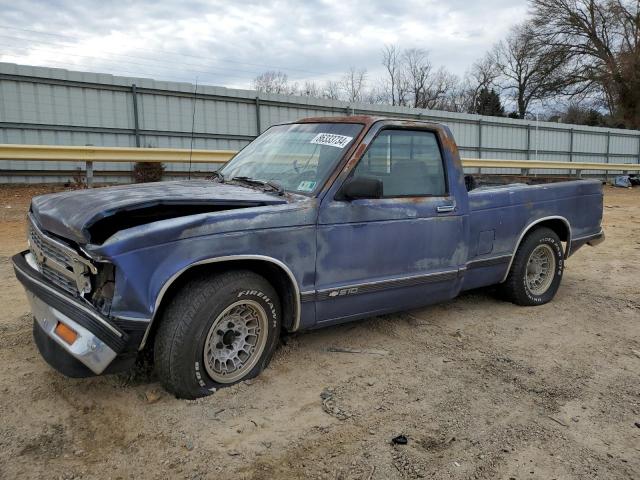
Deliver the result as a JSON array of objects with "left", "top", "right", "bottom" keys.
[{"left": 220, "top": 122, "right": 363, "bottom": 195}]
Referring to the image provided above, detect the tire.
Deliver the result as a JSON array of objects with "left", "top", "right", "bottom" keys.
[
  {"left": 500, "top": 227, "right": 564, "bottom": 306},
  {"left": 154, "top": 270, "right": 281, "bottom": 399}
]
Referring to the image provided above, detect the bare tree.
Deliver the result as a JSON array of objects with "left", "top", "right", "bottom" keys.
[
  {"left": 421, "top": 67, "right": 460, "bottom": 110},
  {"left": 396, "top": 73, "right": 411, "bottom": 107},
  {"left": 322, "top": 80, "right": 343, "bottom": 100},
  {"left": 250, "top": 44, "right": 493, "bottom": 115},
  {"left": 457, "top": 56, "right": 501, "bottom": 113},
  {"left": 382, "top": 47, "right": 460, "bottom": 110},
  {"left": 300, "top": 81, "right": 321, "bottom": 97},
  {"left": 364, "top": 84, "right": 390, "bottom": 105},
  {"left": 402, "top": 48, "right": 432, "bottom": 108},
  {"left": 441, "top": 80, "right": 472, "bottom": 113},
  {"left": 530, "top": 0, "right": 640, "bottom": 127},
  {"left": 492, "top": 21, "right": 570, "bottom": 118},
  {"left": 341, "top": 67, "right": 368, "bottom": 103},
  {"left": 252, "top": 71, "right": 297, "bottom": 95},
  {"left": 381, "top": 44, "right": 403, "bottom": 105}
]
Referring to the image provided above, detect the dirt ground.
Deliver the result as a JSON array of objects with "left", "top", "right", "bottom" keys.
[{"left": 0, "top": 184, "right": 638, "bottom": 480}]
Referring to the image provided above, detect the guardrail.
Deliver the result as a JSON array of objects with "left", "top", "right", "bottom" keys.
[
  {"left": 1, "top": 144, "right": 639, "bottom": 187},
  {"left": 0, "top": 144, "right": 236, "bottom": 163}
]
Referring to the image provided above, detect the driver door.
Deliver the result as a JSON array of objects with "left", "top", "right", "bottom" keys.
[{"left": 314, "top": 127, "right": 465, "bottom": 325}]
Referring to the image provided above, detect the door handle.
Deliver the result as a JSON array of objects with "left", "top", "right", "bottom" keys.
[{"left": 436, "top": 204, "right": 456, "bottom": 213}]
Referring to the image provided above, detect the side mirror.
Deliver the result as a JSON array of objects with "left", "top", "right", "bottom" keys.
[
  {"left": 464, "top": 174, "right": 476, "bottom": 191},
  {"left": 341, "top": 176, "right": 383, "bottom": 200}
]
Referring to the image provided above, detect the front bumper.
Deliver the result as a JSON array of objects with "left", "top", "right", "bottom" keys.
[{"left": 13, "top": 251, "right": 127, "bottom": 375}]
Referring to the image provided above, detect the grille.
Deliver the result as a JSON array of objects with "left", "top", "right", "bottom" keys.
[
  {"left": 28, "top": 217, "right": 88, "bottom": 296},
  {"left": 29, "top": 223, "right": 74, "bottom": 265},
  {"left": 41, "top": 264, "right": 77, "bottom": 295}
]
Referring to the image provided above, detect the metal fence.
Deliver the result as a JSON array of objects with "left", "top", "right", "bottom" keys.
[{"left": 1, "top": 61, "right": 640, "bottom": 183}]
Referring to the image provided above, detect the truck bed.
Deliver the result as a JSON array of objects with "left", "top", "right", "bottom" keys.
[{"left": 462, "top": 179, "right": 603, "bottom": 291}]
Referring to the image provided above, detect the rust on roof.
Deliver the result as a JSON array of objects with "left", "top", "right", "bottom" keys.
[{"left": 296, "top": 115, "right": 445, "bottom": 128}]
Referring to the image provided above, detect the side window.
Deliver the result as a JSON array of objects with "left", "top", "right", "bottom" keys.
[{"left": 353, "top": 129, "right": 447, "bottom": 197}]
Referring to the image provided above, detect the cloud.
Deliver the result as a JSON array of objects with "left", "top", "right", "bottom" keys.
[{"left": 0, "top": 0, "right": 528, "bottom": 88}]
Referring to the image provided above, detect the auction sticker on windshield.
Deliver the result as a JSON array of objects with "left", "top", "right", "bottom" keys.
[{"left": 310, "top": 133, "right": 353, "bottom": 148}]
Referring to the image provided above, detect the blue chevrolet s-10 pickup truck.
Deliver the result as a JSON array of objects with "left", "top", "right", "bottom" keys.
[{"left": 13, "top": 116, "right": 605, "bottom": 398}]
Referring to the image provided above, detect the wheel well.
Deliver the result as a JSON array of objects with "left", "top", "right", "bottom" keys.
[
  {"left": 531, "top": 218, "right": 570, "bottom": 243},
  {"left": 499, "top": 217, "right": 571, "bottom": 284},
  {"left": 144, "top": 260, "right": 298, "bottom": 351},
  {"left": 520, "top": 218, "right": 571, "bottom": 261}
]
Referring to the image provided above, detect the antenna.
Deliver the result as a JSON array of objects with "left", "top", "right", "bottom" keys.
[{"left": 188, "top": 78, "right": 198, "bottom": 180}]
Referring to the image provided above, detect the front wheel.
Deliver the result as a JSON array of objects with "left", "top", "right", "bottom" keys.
[
  {"left": 500, "top": 227, "right": 564, "bottom": 306},
  {"left": 154, "top": 270, "right": 281, "bottom": 399}
]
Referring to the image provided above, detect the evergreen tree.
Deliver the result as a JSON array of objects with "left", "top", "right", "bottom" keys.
[{"left": 473, "top": 88, "right": 505, "bottom": 117}]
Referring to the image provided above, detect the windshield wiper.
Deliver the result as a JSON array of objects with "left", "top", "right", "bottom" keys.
[
  {"left": 209, "top": 170, "right": 225, "bottom": 182},
  {"left": 231, "top": 176, "right": 285, "bottom": 196}
]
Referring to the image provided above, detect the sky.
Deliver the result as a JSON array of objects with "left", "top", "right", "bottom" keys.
[{"left": 0, "top": 0, "right": 529, "bottom": 90}]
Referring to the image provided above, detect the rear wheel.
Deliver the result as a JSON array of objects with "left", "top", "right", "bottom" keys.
[
  {"left": 154, "top": 270, "right": 281, "bottom": 399},
  {"left": 500, "top": 227, "right": 564, "bottom": 306}
]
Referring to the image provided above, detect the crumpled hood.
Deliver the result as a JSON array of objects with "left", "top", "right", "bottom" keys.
[{"left": 30, "top": 180, "right": 288, "bottom": 244}]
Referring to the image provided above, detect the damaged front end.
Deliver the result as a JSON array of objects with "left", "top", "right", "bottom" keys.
[
  {"left": 27, "top": 213, "right": 118, "bottom": 318},
  {"left": 27, "top": 213, "right": 97, "bottom": 297},
  {"left": 28, "top": 180, "right": 289, "bottom": 244},
  {"left": 13, "top": 180, "right": 308, "bottom": 379},
  {"left": 13, "top": 214, "right": 131, "bottom": 377}
]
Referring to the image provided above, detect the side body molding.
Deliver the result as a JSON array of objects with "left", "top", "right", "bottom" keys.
[
  {"left": 500, "top": 215, "right": 572, "bottom": 283},
  {"left": 139, "top": 254, "right": 302, "bottom": 349}
]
